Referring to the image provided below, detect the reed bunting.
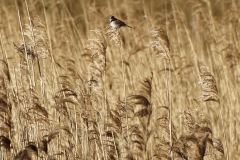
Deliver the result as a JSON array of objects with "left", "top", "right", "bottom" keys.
[{"left": 110, "top": 16, "right": 132, "bottom": 29}]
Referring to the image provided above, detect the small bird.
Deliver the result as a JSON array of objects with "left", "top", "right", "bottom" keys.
[{"left": 110, "top": 16, "right": 132, "bottom": 29}]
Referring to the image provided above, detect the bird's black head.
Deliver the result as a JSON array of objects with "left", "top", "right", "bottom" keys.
[{"left": 110, "top": 16, "right": 117, "bottom": 22}]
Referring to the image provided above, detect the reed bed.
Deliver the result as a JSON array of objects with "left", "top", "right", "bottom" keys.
[{"left": 0, "top": 0, "right": 239, "bottom": 159}]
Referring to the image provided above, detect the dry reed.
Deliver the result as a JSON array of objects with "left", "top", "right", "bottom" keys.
[{"left": 0, "top": 0, "right": 238, "bottom": 159}]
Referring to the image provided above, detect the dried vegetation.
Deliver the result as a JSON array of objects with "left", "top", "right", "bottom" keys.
[{"left": 0, "top": 0, "right": 239, "bottom": 159}]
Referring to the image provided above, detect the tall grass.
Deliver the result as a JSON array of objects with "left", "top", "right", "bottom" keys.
[{"left": 0, "top": 0, "right": 239, "bottom": 159}]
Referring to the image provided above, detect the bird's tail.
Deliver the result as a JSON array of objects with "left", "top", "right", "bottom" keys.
[{"left": 126, "top": 25, "right": 132, "bottom": 28}]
